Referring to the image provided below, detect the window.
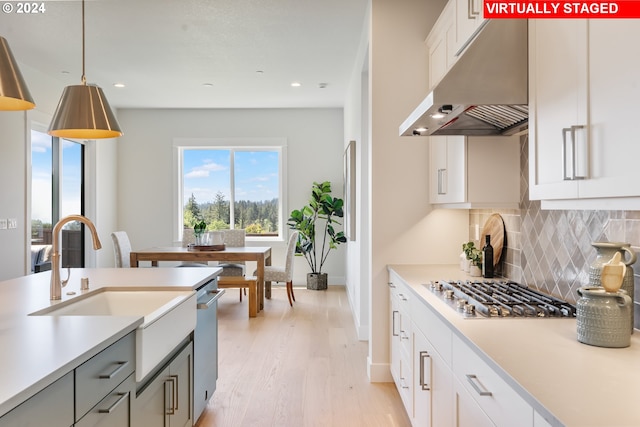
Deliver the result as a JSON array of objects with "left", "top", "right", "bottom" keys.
[
  {"left": 31, "top": 129, "right": 85, "bottom": 271},
  {"left": 176, "top": 140, "right": 285, "bottom": 241}
]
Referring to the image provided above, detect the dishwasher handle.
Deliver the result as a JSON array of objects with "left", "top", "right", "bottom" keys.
[{"left": 197, "top": 289, "right": 225, "bottom": 309}]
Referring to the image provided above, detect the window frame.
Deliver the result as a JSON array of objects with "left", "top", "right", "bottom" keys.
[{"left": 173, "top": 137, "right": 287, "bottom": 244}]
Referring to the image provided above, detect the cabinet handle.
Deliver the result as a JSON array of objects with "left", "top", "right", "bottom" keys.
[
  {"left": 98, "top": 392, "right": 129, "bottom": 414},
  {"left": 170, "top": 374, "right": 179, "bottom": 411},
  {"left": 392, "top": 310, "right": 399, "bottom": 337},
  {"left": 400, "top": 376, "right": 410, "bottom": 389},
  {"left": 398, "top": 293, "right": 408, "bottom": 302},
  {"left": 466, "top": 374, "right": 492, "bottom": 396},
  {"left": 388, "top": 281, "right": 396, "bottom": 288},
  {"left": 99, "top": 361, "right": 129, "bottom": 379},
  {"left": 400, "top": 330, "right": 410, "bottom": 340},
  {"left": 165, "top": 376, "right": 177, "bottom": 415},
  {"left": 562, "top": 125, "right": 587, "bottom": 181},
  {"left": 419, "top": 351, "right": 431, "bottom": 391},
  {"left": 197, "top": 289, "right": 225, "bottom": 309},
  {"left": 437, "top": 168, "right": 447, "bottom": 195}
]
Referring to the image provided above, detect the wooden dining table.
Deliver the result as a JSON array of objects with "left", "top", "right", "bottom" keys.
[{"left": 129, "top": 246, "right": 272, "bottom": 310}]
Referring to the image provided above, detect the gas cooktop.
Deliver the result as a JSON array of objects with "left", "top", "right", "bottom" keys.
[{"left": 425, "top": 279, "right": 576, "bottom": 319}]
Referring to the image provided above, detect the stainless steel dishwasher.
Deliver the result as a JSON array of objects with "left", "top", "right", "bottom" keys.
[{"left": 194, "top": 278, "right": 225, "bottom": 421}]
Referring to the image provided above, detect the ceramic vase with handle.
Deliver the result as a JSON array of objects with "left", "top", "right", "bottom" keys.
[
  {"left": 589, "top": 242, "right": 637, "bottom": 333},
  {"left": 576, "top": 287, "right": 632, "bottom": 348}
]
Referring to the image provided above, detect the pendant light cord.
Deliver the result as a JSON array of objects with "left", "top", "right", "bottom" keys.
[{"left": 81, "top": 0, "right": 86, "bottom": 85}]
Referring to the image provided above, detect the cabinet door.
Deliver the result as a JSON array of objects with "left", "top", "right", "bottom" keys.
[
  {"left": 529, "top": 19, "right": 587, "bottom": 200},
  {"left": 170, "top": 342, "right": 193, "bottom": 427},
  {"left": 0, "top": 372, "right": 74, "bottom": 427},
  {"left": 426, "top": 1, "right": 456, "bottom": 90},
  {"left": 580, "top": 20, "right": 640, "bottom": 199},
  {"left": 454, "top": 0, "right": 485, "bottom": 55},
  {"left": 133, "top": 342, "right": 193, "bottom": 427},
  {"left": 414, "top": 327, "right": 453, "bottom": 427},
  {"left": 453, "top": 377, "right": 495, "bottom": 427},
  {"left": 429, "top": 136, "right": 465, "bottom": 204}
]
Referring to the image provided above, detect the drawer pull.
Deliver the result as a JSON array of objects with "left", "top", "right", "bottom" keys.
[
  {"left": 170, "top": 374, "right": 179, "bottom": 411},
  {"left": 197, "top": 289, "right": 225, "bottom": 309},
  {"left": 388, "top": 281, "right": 396, "bottom": 288},
  {"left": 419, "top": 351, "right": 431, "bottom": 391},
  {"left": 392, "top": 311, "right": 399, "bottom": 337},
  {"left": 98, "top": 392, "right": 128, "bottom": 414},
  {"left": 400, "top": 331, "right": 410, "bottom": 340},
  {"left": 400, "top": 377, "right": 410, "bottom": 389},
  {"left": 99, "top": 361, "right": 129, "bottom": 379},
  {"left": 398, "top": 293, "right": 408, "bottom": 302},
  {"left": 466, "top": 374, "right": 492, "bottom": 396}
]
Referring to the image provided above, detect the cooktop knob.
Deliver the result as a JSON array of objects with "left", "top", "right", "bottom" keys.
[{"left": 445, "top": 290, "right": 455, "bottom": 300}]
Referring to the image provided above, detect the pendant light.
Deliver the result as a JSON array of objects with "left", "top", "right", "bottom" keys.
[
  {"left": 48, "top": 0, "right": 122, "bottom": 139},
  {"left": 0, "top": 36, "right": 35, "bottom": 110}
]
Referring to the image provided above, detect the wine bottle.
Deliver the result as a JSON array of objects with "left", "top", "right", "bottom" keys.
[{"left": 482, "top": 235, "right": 494, "bottom": 278}]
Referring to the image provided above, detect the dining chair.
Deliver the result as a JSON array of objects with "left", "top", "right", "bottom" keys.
[
  {"left": 255, "top": 231, "right": 298, "bottom": 306},
  {"left": 219, "top": 229, "right": 246, "bottom": 300},
  {"left": 111, "top": 231, "right": 132, "bottom": 268}
]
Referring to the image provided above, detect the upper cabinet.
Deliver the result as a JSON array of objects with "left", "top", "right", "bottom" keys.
[
  {"left": 426, "top": 1, "right": 456, "bottom": 90},
  {"left": 429, "top": 135, "right": 520, "bottom": 209},
  {"left": 454, "top": 0, "right": 486, "bottom": 56},
  {"left": 529, "top": 19, "right": 640, "bottom": 208}
]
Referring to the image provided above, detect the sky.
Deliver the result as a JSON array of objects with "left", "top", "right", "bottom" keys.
[
  {"left": 183, "top": 149, "right": 279, "bottom": 206},
  {"left": 31, "top": 130, "right": 82, "bottom": 224}
]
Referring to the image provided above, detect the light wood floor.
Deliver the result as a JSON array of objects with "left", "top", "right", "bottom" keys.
[{"left": 195, "top": 285, "right": 411, "bottom": 427}]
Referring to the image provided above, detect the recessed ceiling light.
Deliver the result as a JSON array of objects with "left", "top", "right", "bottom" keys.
[
  {"left": 318, "top": 82, "right": 328, "bottom": 89},
  {"left": 291, "top": 82, "right": 301, "bottom": 87},
  {"left": 113, "top": 83, "right": 125, "bottom": 88},
  {"left": 203, "top": 83, "right": 214, "bottom": 88},
  {"left": 256, "top": 70, "right": 264, "bottom": 75}
]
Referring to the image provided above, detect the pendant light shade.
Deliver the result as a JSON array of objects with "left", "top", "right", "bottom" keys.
[
  {"left": 47, "top": 0, "right": 122, "bottom": 139},
  {"left": 0, "top": 36, "right": 35, "bottom": 111},
  {"left": 48, "top": 83, "right": 122, "bottom": 139}
]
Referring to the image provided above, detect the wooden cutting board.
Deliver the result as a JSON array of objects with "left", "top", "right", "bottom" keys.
[{"left": 481, "top": 213, "right": 505, "bottom": 267}]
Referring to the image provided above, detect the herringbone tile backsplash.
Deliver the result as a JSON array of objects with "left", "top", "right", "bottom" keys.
[{"left": 469, "top": 136, "right": 640, "bottom": 328}]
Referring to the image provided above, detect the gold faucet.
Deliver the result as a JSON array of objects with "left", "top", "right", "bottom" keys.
[{"left": 50, "top": 215, "right": 102, "bottom": 300}]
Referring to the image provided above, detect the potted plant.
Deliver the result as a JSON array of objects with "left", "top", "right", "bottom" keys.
[
  {"left": 465, "top": 242, "right": 483, "bottom": 277},
  {"left": 194, "top": 220, "right": 207, "bottom": 245},
  {"left": 287, "top": 181, "right": 347, "bottom": 290}
]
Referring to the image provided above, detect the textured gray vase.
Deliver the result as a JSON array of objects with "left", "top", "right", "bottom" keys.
[
  {"left": 576, "top": 287, "right": 632, "bottom": 348},
  {"left": 307, "top": 273, "right": 328, "bottom": 290},
  {"left": 588, "top": 242, "right": 637, "bottom": 333}
]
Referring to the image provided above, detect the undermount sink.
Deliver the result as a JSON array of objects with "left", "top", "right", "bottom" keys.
[{"left": 31, "top": 290, "right": 197, "bottom": 381}]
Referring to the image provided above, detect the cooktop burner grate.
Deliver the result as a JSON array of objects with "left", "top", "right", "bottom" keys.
[{"left": 428, "top": 280, "right": 576, "bottom": 318}]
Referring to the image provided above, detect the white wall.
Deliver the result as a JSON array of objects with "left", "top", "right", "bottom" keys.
[
  {"left": 114, "top": 108, "right": 346, "bottom": 284},
  {"left": 362, "top": 0, "right": 468, "bottom": 382}
]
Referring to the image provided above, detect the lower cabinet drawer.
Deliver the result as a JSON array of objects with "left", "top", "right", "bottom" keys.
[
  {"left": 75, "top": 332, "right": 136, "bottom": 420},
  {"left": 398, "top": 350, "right": 413, "bottom": 415},
  {"left": 452, "top": 335, "right": 533, "bottom": 426},
  {"left": 75, "top": 373, "right": 135, "bottom": 427}
]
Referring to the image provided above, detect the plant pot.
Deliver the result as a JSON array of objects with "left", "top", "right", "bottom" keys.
[
  {"left": 307, "top": 273, "right": 328, "bottom": 290},
  {"left": 469, "top": 265, "right": 482, "bottom": 277}
]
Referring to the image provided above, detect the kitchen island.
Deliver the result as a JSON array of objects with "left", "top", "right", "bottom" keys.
[
  {"left": 0, "top": 267, "right": 220, "bottom": 422},
  {"left": 389, "top": 264, "right": 640, "bottom": 427}
]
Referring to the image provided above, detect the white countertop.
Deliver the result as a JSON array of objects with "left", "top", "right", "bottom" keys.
[
  {"left": 389, "top": 264, "right": 640, "bottom": 427},
  {"left": 0, "top": 267, "right": 220, "bottom": 417}
]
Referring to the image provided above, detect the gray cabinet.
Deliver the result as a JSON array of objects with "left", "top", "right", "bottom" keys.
[
  {"left": 75, "top": 333, "right": 135, "bottom": 421},
  {"left": 75, "top": 373, "right": 135, "bottom": 427},
  {"left": 0, "top": 372, "right": 74, "bottom": 427},
  {"left": 133, "top": 341, "right": 193, "bottom": 427}
]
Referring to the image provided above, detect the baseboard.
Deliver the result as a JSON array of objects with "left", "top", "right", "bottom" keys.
[{"left": 368, "top": 357, "right": 393, "bottom": 383}]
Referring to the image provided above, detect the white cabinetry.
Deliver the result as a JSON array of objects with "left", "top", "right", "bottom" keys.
[
  {"left": 529, "top": 19, "right": 640, "bottom": 208},
  {"left": 426, "top": 1, "right": 456, "bottom": 90},
  {"left": 454, "top": 0, "right": 486, "bottom": 56},
  {"left": 411, "top": 296, "right": 453, "bottom": 427},
  {"left": 429, "top": 135, "right": 520, "bottom": 208},
  {"left": 389, "top": 271, "right": 454, "bottom": 426},
  {"left": 452, "top": 334, "right": 533, "bottom": 426}
]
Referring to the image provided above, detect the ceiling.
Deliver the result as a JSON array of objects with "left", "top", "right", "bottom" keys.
[{"left": 1, "top": 0, "right": 368, "bottom": 109}]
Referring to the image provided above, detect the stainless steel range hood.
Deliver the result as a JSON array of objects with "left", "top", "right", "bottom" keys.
[{"left": 399, "top": 19, "right": 528, "bottom": 137}]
